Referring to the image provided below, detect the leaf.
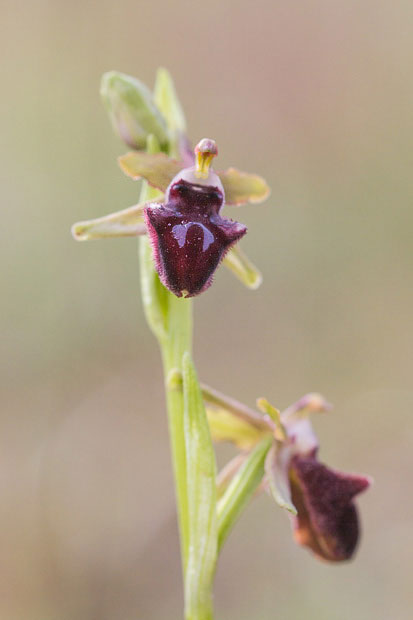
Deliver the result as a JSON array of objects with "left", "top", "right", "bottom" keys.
[
  {"left": 223, "top": 245, "right": 263, "bottom": 290},
  {"left": 265, "top": 443, "right": 297, "bottom": 515},
  {"left": 118, "top": 151, "right": 182, "bottom": 191},
  {"left": 217, "top": 436, "right": 273, "bottom": 550},
  {"left": 219, "top": 167, "right": 270, "bottom": 206},
  {"left": 71, "top": 202, "right": 147, "bottom": 241},
  {"left": 182, "top": 353, "right": 218, "bottom": 620}
]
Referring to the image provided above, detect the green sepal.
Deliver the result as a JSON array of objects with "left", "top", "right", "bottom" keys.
[
  {"left": 182, "top": 353, "right": 218, "bottom": 620},
  {"left": 202, "top": 384, "right": 271, "bottom": 430},
  {"left": 202, "top": 383, "right": 272, "bottom": 449},
  {"left": 71, "top": 202, "right": 147, "bottom": 241},
  {"left": 118, "top": 150, "right": 182, "bottom": 191},
  {"left": 223, "top": 245, "right": 263, "bottom": 290},
  {"left": 163, "top": 374, "right": 270, "bottom": 450},
  {"left": 217, "top": 435, "right": 273, "bottom": 550},
  {"left": 101, "top": 71, "right": 168, "bottom": 150},
  {"left": 206, "top": 407, "right": 270, "bottom": 450},
  {"left": 218, "top": 167, "right": 270, "bottom": 205}
]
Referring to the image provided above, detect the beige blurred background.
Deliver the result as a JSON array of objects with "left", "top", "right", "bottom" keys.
[{"left": 1, "top": 0, "right": 412, "bottom": 618}]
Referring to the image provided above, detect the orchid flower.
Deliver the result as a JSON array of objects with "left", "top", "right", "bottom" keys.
[
  {"left": 204, "top": 386, "right": 371, "bottom": 561},
  {"left": 72, "top": 73, "right": 269, "bottom": 297}
]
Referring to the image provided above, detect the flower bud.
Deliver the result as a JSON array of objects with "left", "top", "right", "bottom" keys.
[{"left": 100, "top": 71, "right": 168, "bottom": 149}]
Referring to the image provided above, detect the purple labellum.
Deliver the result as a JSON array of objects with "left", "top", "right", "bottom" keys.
[
  {"left": 289, "top": 454, "right": 370, "bottom": 562},
  {"left": 145, "top": 177, "right": 246, "bottom": 297}
]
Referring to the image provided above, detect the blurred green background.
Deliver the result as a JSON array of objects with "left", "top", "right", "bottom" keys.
[{"left": 1, "top": 0, "right": 412, "bottom": 618}]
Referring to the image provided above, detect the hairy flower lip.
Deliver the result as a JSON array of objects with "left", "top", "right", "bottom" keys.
[
  {"left": 144, "top": 141, "right": 251, "bottom": 298},
  {"left": 144, "top": 176, "right": 247, "bottom": 297},
  {"left": 289, "top": 453, "right": 371, "bottom": 562}
]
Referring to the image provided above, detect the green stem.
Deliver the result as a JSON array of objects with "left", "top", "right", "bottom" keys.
[
  {"left": 161, "top": 293, "right": 193, "bottom": 569},
  {"left": 140, "top": 69, "right": 219, "bottom": 619},
  {"left": 139, "top": 234, "right": 193, "bottom": 571}
]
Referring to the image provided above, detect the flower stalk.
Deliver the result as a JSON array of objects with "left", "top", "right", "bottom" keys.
[{"left": 138, "top": 75, "right": 217, "bottom": 619}]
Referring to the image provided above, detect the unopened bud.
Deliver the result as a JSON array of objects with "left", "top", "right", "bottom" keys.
[{"left": 101, "top": 71, "right": 168, "bottom": 150}]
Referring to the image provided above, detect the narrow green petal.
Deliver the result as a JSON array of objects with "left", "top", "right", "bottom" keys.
[
  {"left": 71, "top": 202, "right": 147, "bottom": 241},
  {"left": 282, "top": 393, "right": 333, "bottom": 423},
  {"left": 217, "top": 436, "right": 273, "bottom": 550},
  {"left": 183, "top": 353, "right": 218, "bottom": 620},
  {"left": 118, "top": 151, "right": 182, "bottom": 191},
  {"left": 265, "top": 443, "right": 297, "bottom": 515},
  {"left": 257, "top": 397, "right": 287, "bottom": 441},
  {"left": 219, "top": 167, "right": 270, "bottom": 206},
  {"left": 223, "top": 245, "right": 262, "bottom": 290}
]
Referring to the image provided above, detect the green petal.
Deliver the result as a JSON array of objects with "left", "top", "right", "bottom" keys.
[
  {"left": 71, "top": 202, "right": 147, "bottom": 241},
  {"left": 282, "top": 392, "right": 332, "bottom": 423},
  {"left": 219, "top": 167, "right": 270, "bottom": 206},
  {"left": 118, "top": 151, "right": 182, "bottom": 191},
  {"left": 265, "top": 443, "right": 297, "bottom": 515},
  {"left": 257, "top": 397, "right": 287, "bottom": 441},
  {"left": 223, "top": 245, "right": 263, "bottom": 290}
]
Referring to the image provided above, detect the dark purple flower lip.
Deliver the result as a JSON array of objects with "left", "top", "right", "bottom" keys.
[
  {"left": 145, "top": 177, "right": 246, "bottom": 297},
  {"left": 145, "top": 140, "right": 248, "bottom": 297},
  {"left": 289, "top": 454, "right": 370, "bottom": 562}
]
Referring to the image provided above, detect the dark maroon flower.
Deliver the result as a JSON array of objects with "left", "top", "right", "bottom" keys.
[
  {"left": 72, "top": 137, "right": 269, "bottom": 295},
  {"left": 263, "top": 394, "right": 371, "bottom": 562},
  {"left": 144, "top": 140, "right": 247, "bottom": 297}
]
